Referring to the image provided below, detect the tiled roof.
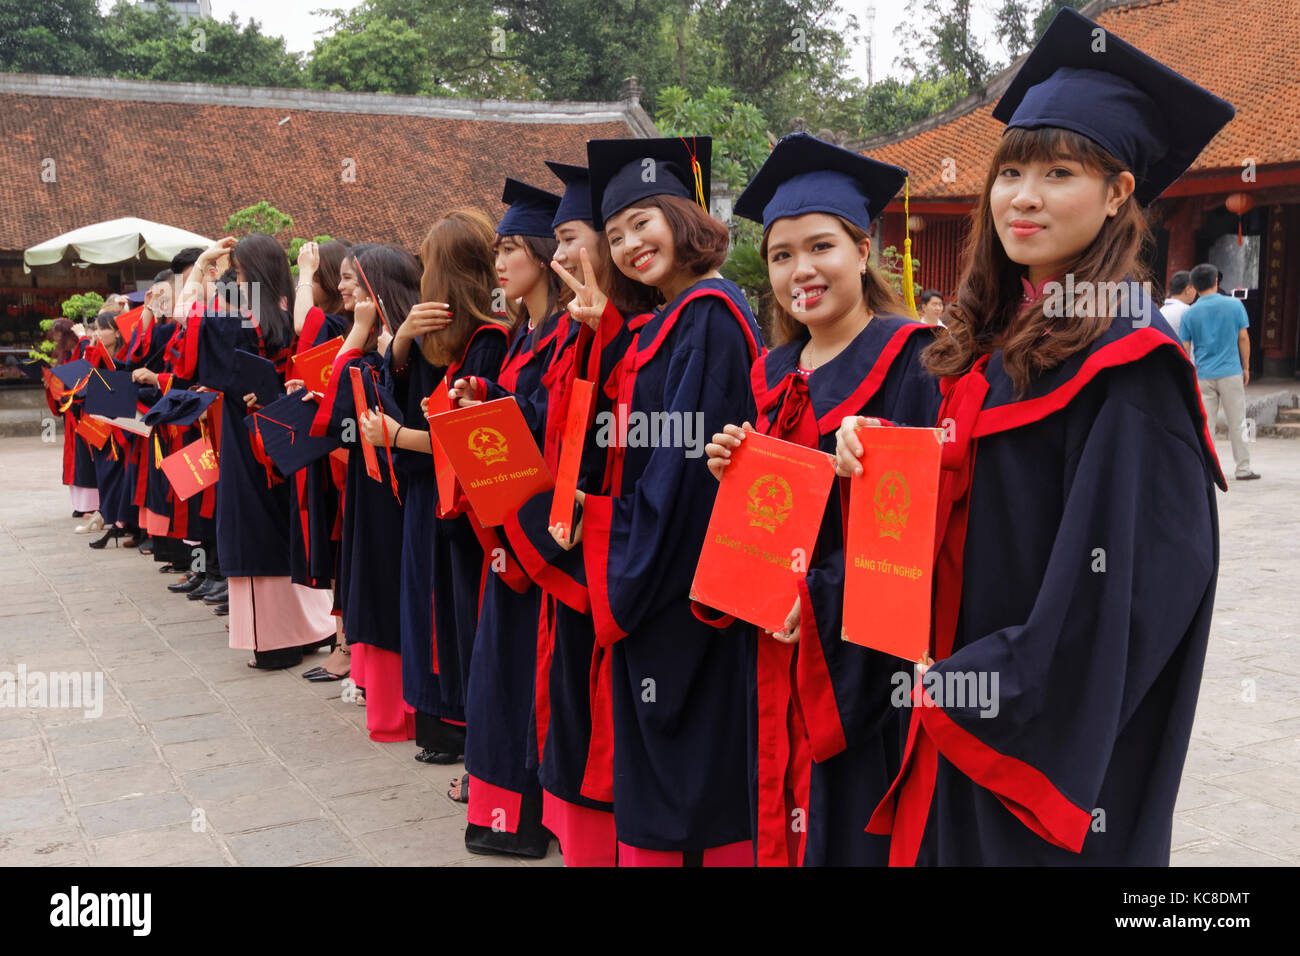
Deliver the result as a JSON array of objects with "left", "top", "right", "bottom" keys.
[
  {"left": 0, "top": 74, "right": 648, "bottom": 254},
  {"left": 861, "top": 0, "right": 1300, "bottom": 201}
]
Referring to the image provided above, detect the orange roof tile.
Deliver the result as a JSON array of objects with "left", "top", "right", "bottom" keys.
[
  {"left": 0, "top": 75, "right": 647, "bottom": 254},
  {"left": 863, "top": 0, "right": 1300, "bottom": 202}
]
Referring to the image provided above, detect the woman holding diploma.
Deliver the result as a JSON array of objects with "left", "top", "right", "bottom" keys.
[
  {"left": 442, "top": 179, "right": 565, "bottom": 856},
  {"left": 835, "top": 9, "right": 1229, "bottom": 865},
  {"left": 704, "top": 134, "right": 943, "bottom": 866},
  {"left": 499, "top": 161, "right": 657, "bottom": 866},
  {"left": 303, "top": 245, "right": 415, "bottom": 738},
  {"left": 193, "top": 233, "right": 337, "bottom": 669},
  {"left": 545, "top": 136, "right": 763, "bottom": 865},
  {"left": 360, "top": 212, "right": 508, "bottom": 765}
]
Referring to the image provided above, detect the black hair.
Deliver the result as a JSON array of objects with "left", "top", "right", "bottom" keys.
[
  {"left": 231, "top": 233, "right": 294, "bottom": 353},
  {"left": 353, "top": 244, "right": 421, "bottom": 340},
  {"left": 1190, "top": 263, "right": 1218, "bottom": 293},
  {"left": 1168, "top": 270, "right": 1192, "bottom": 296},
  {"left": 170, "top": 248, "right": 203, "bottom": 273},
  {"left": 152, "top": 269, "right": 175, "bottom": 284},
  {"left": 919, "top": 289, "right": 943, "bottom": 305}
]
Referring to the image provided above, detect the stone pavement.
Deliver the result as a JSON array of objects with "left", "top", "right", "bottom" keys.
[{"left": 1, "top": 431, "right": 1298, "bottom": 866}]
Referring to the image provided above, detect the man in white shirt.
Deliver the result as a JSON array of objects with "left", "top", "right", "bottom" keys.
[{"left": 1161, "top": 270, "right": 1196, "bottom": 336}]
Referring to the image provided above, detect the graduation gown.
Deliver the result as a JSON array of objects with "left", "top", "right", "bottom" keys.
[
  {"left": 463, "top": 311, "right": 566, "bottom": 832},
  {"left": 867, "top": 294, "right": 1224, "bottom": 865},
  {"left": 735, "top": 315, "right": 941, "bottom": 866},
  {"left": 389, "top": 324, "right": 509, "bottom": 719},
  {"left": 503, "top": 304, "right": 638, "bottom": 819},
  {"left": 573, "top": 277, "right": 763, "bottom": 852},
  {"left": 289, "top": 307, "right": 351, "bottom": 589},
  {"left": 311, "top": 345, "right": 404, "bottom": 652}
]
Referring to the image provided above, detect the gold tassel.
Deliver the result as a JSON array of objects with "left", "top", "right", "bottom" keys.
[
  {"left": 154, "top": 433, "right": 163, "bottom": 467},
  {"left": 902, "top": 177, "right": 918, "bottom": 320}
]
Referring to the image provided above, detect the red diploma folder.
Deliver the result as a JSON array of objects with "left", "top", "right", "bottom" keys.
[
  {"left": 293, "top": 336, "right": 343, "bottom": 396},
  {"left": 423, "top": 383, "right": 459, "bottom": 518},
  {"left": 89, "top": 338, "right": 116, "bottom": 369},
  {"left": 689, "top": 431, "right": 837, "bottom": 632},
  {"left": 348, "top": 365, "right": 383, "bottom": 483},
  {"left": 160, "top": 436, "right": 220, "bottom": 501},
  {"left": 426, "top": 397, "right": 553, "bottom": 526},
  {"left": 75, "top": 415, "right": 112, "bottom": 450},
  {"left": 548, "top": 378, "right": 595, "bottom": 542},
  {"left": 841, "top": 425, "right": 944, "bottom": 660},
  {"left": 113, "top": 306, "right": 144, "bottom": 344}
]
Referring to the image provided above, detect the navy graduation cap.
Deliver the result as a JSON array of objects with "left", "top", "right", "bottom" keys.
[
  {"left": 545, "top": 161, "right": 594, "bottom": 229},
  {"left": 992, "top": 7, "right": 1234, "bottom": 206},
  {"left": 734, "top": 132, "right": 907, "bottom": 232},
  {"left": 142, "top": 388, "right": 219, "bottom": 428},
  {"left": 497, "top": 178, "right": 562, "bottom": 237},
  {"left": 252, "top": 392, "right": 339, "bottom": 476},
  {"left": 83, "top": 369, "right": 139, "bottom": 419},
  {"left": 233, "top": 349, "right": 284, "bottom": 408},
  {"left": 51, "top": 358, "right": 94, "bottom": 392},
  {"left": 587, "top": 136, "right": 711, "bottom": 229}
]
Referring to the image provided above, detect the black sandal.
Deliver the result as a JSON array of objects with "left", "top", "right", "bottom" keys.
[{"left": 448, "top": 775, "right": 469, "bottom": 803}]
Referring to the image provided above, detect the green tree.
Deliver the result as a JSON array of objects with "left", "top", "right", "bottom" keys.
[
  {"left": 226, "top": 202, "right": 293, "bottom": 240},
  {"left": 99, "top": 2, "right": 302, "bottom": 87},
  {"left": 654, "top": 86, "right": 768, "bottom": 192},
  {"left": 287, "top": 235, "right": 336, "bottom": 277},
  {"left": 61, "top": 291, "right": 106, "bottom": 322},
  {"left": 0, "top": 0, "right": 102, "bottom": 76},
  {"left": 306, "top": 15, "right": 428, "bottom": 94},
  {"left": 895, "top": 0, "right": 992, "bottom": 94}
]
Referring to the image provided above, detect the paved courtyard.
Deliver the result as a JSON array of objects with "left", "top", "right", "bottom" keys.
[{"left": 0, "top": 430, "right": 1297, "bottom": 866}]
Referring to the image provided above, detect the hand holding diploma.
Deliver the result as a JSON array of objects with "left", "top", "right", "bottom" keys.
[
  {"left": 705, "top": 421, "right": 753, "bottom": 481},
  {"left": 834, "top": 414, "right": 885, "bottom": 477},
  {"left": 360, "top": 407, "right": 401, "bottom": 447},
  {"left": 549, "top": 489, "right": 584, "bottom": 550}
]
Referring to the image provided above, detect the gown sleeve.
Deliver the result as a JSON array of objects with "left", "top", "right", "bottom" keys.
[
  {"left": 913, "top": 360, "right": 1218, "bottom": 853},
  {"left": 582, "top": 298, "right": 758, "bottom": 646}
]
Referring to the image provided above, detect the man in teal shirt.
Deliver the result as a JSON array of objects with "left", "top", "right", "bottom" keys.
[{"left": 1180, "top": 262, "right": 1260, "bottom": 480}]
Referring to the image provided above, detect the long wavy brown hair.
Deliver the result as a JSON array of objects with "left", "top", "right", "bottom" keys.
[
  {"left": 923, "top": 127, "right": 1150, "bottom": 394},
  {"left": 418, "top": 209, "right": 506, "bottom": 368},
  {"left": 758, "top": 215, "right": 903, "bottom": 348}
]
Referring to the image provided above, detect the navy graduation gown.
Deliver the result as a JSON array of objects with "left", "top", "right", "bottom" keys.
[
  {"left": 742, "top": 315, "right": 941, "bottom": 867},
  {"left": 313, "top": 346, "right": 404, "bottom": 652},
  {"left": 194, "top": 312, "right": 292, "bottom": 578},
  {"left": 579, "top": 277, "right": 763, "bottom": 852},
  {"left": 288, "top": 308, "right": 351, "bottom": 589},
  {"left": 389, "top": 325, "right": 508, "bottom": 719},
  {"left": 502, "top": 305, "right": 640, "bottom": 815},
  {"left": 868, "top": 297, "right": 1224, "bottom": 865},
  {"left": 464, "top": 311, "right": 567, "bottom": 826}
]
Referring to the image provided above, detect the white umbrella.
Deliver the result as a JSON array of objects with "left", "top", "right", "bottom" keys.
[{"left": 23, "top": 217, "right": 213, "bottom": 273}]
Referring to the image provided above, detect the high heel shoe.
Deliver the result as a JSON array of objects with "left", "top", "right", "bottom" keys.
[
  {"left": 89, "top": 526, "right": 124, "bottom": 550},
  {"left": 75, "top": 512, "right": 104, "bottom": 534}
]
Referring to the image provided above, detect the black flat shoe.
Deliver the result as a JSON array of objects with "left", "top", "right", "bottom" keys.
[
  {"left": 137, "top": 536, "right": 154, "bottom": 555},
  {"left": 168, "top": 573, "right": 206, "bottom": 594},
  {"left": 158, "top": 563, "right": 180, "bottom": 573},
  {"left": 305, "top": 668, "right": 349, "bottom": 682},
  {"left": 203, "top": 583, "right": 229, "bottom": 605},
  {"left": 89, "top": 527, "right": 124, "bottom": 550},
  {"left": 448, "top": 775, "right": 469, "bottom": 803},
  {"left": 72, "top": 510, "right": 88, "bottom": 518},
  {"left": 187, "top": 575, "right": 220, "bottom": 600},
  {"left": 301, "top": 666, "right": 328, "bottom": 679},
  {"left": 414, "top": 748, "right": 461, "bottom": 765},
  {"left": 464, "top": 822, "right": 550, "bottom": 859},
  {"left": 213, "top": 603, "right": 229, "bottom": 616}
]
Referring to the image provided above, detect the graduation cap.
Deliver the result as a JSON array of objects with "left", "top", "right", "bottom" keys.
[
  {"left": 251, "top": 392, "right": 339, "bottom": 475},
  {"left": 734, "top": 132, "right": 907, "bottom": 233},
  {"left": 545, "top": 161, "right": 594, "bottom": 229},
  {"left": 991, "top": 7, "right": 1235, "bottom": 206},
  {"left": 498, "top": 178, "right": 562, "bottom": 237},
  {"left": 83, "top": 368, "right": 140, "bottom": 419},
  {"left": 51, "top": 358, "right": 94, "bottom": 392},
  {"left": 142, "top": 388, "right": 219, "bottom": 428},
  {"left": 587, "top": 136, "right": 711, "bottom": 229},
  {"left": 125, "top": 289, "right": 148, "bottom": 305},
  {"left": 233, "top": 349, "right": 284, "bottom": 407}
]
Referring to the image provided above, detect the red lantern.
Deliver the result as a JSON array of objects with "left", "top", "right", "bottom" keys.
[{"left": 1225, "top": 192, "right": 1255, "bottom": 245}]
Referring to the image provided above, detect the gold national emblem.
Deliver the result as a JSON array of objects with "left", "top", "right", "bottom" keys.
[
  {"left": 468, "top": 426, "right": 509, "bottom": 466},
  {"left": 873, "top": 470, "right": 909, "bottom": 540},
  {"left": 198, "top": 449, "right": 218, "bottom": 471},
  {"left": 746, "top": 474, "right": 793, "bottom": 533}
]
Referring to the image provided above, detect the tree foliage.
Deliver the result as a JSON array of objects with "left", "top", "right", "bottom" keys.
[{"left": 225, "top": 202, "right": 293, "bottom": 240}]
